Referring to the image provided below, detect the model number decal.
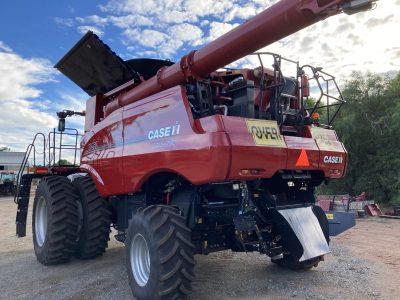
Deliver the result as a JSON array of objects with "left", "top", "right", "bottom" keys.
[
  {"left": 148, "top": 122, "right": 181, "bottom": 140},
  {"left": 323, "top": 155, "right": 343, "bottom": 164}
]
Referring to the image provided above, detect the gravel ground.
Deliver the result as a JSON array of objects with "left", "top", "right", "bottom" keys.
[{"left": 0, "top": 195, "right": 399, "bottom": 299}]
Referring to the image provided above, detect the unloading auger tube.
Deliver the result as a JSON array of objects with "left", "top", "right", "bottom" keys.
[{"left": 104, "top": 0, "right": 375, "bottom": 116}]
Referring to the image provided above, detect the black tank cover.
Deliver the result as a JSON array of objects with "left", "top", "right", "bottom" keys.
[{"left": 55, "top": 31, "right": 174, "bottom": 96}]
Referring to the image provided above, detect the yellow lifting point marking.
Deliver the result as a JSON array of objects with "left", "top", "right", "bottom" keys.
[
  {"left": 246, "top": 119, "right": 286, "bottom": 147},
  {"left": 326, "top": 213, "right": 334, "bottom": 220}
]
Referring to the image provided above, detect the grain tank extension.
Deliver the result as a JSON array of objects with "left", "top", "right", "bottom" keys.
[{"left": 15, "top": 0, "right": 375, "bottom": 299}]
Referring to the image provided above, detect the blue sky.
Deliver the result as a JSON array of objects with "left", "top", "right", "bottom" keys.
[{"left": 0, "top": 0, "right": 399, "bottom": 151}]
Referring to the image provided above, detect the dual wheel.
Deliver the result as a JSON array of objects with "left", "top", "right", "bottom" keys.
[
  {"left": 32, "top": 176, "right": 111, "bottom": 265},
  {"left": 33, "top": 176, "right": 196, "bottom": 299}
]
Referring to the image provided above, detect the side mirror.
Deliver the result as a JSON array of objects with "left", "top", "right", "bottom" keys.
[{"left": 58, "top": 118, "right": 66, "bottom": 132}]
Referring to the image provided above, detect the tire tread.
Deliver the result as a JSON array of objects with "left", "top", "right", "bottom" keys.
[
  {"left": 33, "top": 176, "right": 79, "bottom": 265},
  {"left": 126, "top": 205, "right": 195, "bottom": 299},
  {"left": 73, "top": 176, "right": 111, "bottom": 259}
]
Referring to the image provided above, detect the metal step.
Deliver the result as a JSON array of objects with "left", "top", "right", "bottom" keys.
[{"left": 15, "top": 174, "right": 46, "bottom": 237}]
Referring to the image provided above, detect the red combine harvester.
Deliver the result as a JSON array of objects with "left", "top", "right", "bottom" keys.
[{"left": 15, "top": 0, "right": 375, "bottom": 298}]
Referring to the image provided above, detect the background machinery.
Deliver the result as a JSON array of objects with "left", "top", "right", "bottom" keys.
[
  {"left": 14, "top": 0, "right": 376, "bottom": 299},
  {"left": 0, "top": 171, "right": 16, "bottom": 196}
]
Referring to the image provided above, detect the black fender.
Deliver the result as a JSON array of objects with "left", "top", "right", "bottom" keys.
[{"left": 170, "top": 187, "right": 199, "bottom": 229}]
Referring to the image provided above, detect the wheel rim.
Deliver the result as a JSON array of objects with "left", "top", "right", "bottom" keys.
[
  {"left": 130, "top": 233, "right": 150, "bottom": 287},
  {"left": 35, "top": 196, "right": 47, "bottom": 247}
]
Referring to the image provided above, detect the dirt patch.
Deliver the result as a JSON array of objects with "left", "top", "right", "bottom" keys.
[
  {"left": 334, "top": 218, "right": 400, "bottom": 298},
  {"left": 0, "top": 196, "right": 399, "bottom": 299}
]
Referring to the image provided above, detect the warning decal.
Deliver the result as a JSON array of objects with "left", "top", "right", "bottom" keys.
[
  {"left": 246, "top": 119, "right": 286, "bottom": 147},
  {"left": 326, "top": 213, "right": 334, "bottom": 220},
  {"left": 296, "top": 149, "right": 310, "bottom": 167},
  {"left": 311, "top": 126, "right": 343, "bottom": 151}
]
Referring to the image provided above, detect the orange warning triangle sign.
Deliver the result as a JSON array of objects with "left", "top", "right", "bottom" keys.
[{"left": 296, "top": 149, "right": 310, "bottom": 167}]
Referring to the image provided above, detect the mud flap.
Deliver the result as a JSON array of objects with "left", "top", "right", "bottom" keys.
[{"left": 278, "top": 207, "right": 330, "bottom": 261}]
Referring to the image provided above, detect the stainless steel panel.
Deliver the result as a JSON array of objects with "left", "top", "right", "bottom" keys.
[{"left": 278, "top": 206, "right": 330, "bottom": 261}]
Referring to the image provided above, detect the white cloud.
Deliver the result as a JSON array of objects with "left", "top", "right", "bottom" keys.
[
  {"left": 0, "top": 44, "right": 57, "bottom": 151},
  {"left": 77, "top": 25, "right": 104, "bottom": 37},
  {"left": 158, "top": 10, "right": 193, "bottom": 24},
  {"left": 76, "top": 15, "right": 108, "bottom": 27},
  {"left": 123, "top": 26, "right": 202, "bottom": 57},
  {"left": 109, "top": 15, "right": 153, "bottom": 28},
  {"left": 0, "top": 41, "right": 12, "bottom": 52},
  {"left": 88, "top": 0, "right": 274, "bottom": 57},
  {"left": 205, "top": 21, "right": 240, "bottom": 42},
  {"left": 224, "top": 4, "right": 257, "bottom": 22},
  {"left": 200, "top": 20, "right": 210, "bottom": 27},
  {"left": 124, "top": 28, "right": 167, "bottom": 48},
  {"left": 100, "top": 0, "right": 159, "bottom": 16},
  {"left": 54, "top": 17, "right": 74, "bottom": 27},
  {"left": 182, "top": 0, "right": 234, "bottom": 18},
  {"left": 57, "top": 92, "right": 86, "bottom": 113},
  {"left": 169, "top": 23, "right": 203, "bottom": 46}
]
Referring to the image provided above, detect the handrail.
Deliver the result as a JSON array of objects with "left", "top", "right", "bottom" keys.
[
  {"left": 14, "top": 133, "right": 46, "bottom": 203},
  {"left": 252, "top": 52, "right": 300, "bottom": 125},
  {"left": 301, "top": 65, "right": 345, "bottom": 125},
  {"left": 14, "top": 128, "right": 83, "bottom": 204},
  {"left": 48, "top": 128, "right": 82, "bottom": 166}
]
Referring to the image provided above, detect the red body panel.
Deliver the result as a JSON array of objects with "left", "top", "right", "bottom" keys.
[
  {"left": 81, "top": 109, "right": 125, "bottom": 196},
  {"left": 81, "top": 86, "right": 347, "bottom": 197},
  {"left": 221, "top": 116, "right": 287, "bottom": 179},
  {"left": 285, "top": 136, "right": 320, "bottom": 170},
  {"left": 121, "top": 87, "right": 230, "bottom": 194}
]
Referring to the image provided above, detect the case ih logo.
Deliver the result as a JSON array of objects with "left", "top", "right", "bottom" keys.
[
  {"left": 148, "top": 122, "right": 181, "bottom": 140},
  {"left": 323, "top": 156, "right": 343, "bottom": 164}
]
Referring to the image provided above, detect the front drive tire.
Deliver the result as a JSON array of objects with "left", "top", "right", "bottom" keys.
[
  {"left": 72, "top": 176, "right": 112, "bottom": 259},
  {"left": 126, "top": 205, "right": 195, "bottom": 299},
  {"left": 32, "top": 176, "right": 79, "bottom": 265}
]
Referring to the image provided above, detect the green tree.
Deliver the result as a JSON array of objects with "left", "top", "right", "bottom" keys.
[
  {"left": 57, "top": 159, "right": 73, "bottom": 166},
  {"left": 318, "top": 72, "right": 400, "bottom": 205},
  {"left": 0, "top": 147, "right": 10, "bottom": 151}
]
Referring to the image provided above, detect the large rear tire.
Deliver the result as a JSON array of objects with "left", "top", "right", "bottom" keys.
[
  {"left": 32, "top": 176, "right": 79, "bottom": 265},
  {"left": 126, "top": 205, "right": 195, "bottom": 299},
  {"left": 72, "top": 176, "right": 112, "bottom": 259}
]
